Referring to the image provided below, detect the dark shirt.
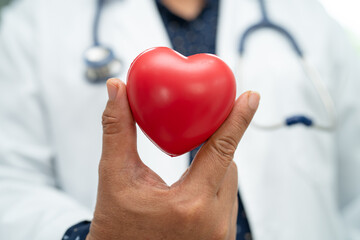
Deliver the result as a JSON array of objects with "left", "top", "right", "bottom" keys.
[{"left": 155, "top": 0, "right": 219, "bottom": 56}]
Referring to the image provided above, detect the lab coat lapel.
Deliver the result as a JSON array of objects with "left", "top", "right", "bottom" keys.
[
  {"left": 107, "top": 0, "right": 172, "bottom": 81},
  {"left": 217, "top": 0, "right": 268, "bottom": 237},
  {"left": 131, "top": 0, "right": 171, "bottom": 48}
]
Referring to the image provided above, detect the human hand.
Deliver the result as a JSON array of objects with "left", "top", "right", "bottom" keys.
[{"left": 87, "top": 78, "right": 259, "bottom": 240}]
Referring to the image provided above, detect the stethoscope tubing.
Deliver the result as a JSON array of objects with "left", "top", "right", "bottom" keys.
[
  {"left": 237, "top": 0, "right": 337, "bottom": 131},
  {"left": 85, "top": 0, "right": 337, "bottom": 131},
  {"left": 299, "top": 57, "right": 337, "bottom": 130},
  {"left": 93, "top": 0, "right": 105, "bottom": 46},
  {"left": 237, "top": 56, "right": 337, "bottom": 131}
]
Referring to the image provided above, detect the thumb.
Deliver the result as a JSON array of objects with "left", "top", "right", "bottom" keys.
[
  {"left": 184, "top": 91, "right": 260, "bottom": 193},
  {"left": 100, "top": 78, "right": 138, "bottom": 167}
]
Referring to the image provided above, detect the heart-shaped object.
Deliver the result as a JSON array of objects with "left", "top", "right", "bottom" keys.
[{"left": 127, "top": 47, "right": 236, "bottom": 156}]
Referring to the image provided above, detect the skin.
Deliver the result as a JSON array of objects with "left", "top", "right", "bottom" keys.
[
  {"left": 161, "top": 0, "right": 206, "bottom": 21},
  {"left": 86, "top": 78, "right": 259, "bottom": 240}
]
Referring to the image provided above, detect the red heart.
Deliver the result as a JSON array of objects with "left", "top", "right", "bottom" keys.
[{"left": 127, "top": 47, "right": 236, "bottom": 157}]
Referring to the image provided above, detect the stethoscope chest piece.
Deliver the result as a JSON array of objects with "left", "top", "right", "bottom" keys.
[{"left": 84, "top": 46, "right": 123, "bottom": 83}]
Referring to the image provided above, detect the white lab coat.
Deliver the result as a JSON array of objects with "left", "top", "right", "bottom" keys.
[{"left": 0, "top": 0, "right": 359, "bottom": 239}]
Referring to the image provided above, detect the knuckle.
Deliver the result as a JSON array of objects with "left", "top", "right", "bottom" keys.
[
  {"left": 229, "top": 161, "right": 238, "bottom": 175},
  {"left": 227, "top": 161, "right": 239, "bottom": 190},
  {"left": 102, "top": 111, "right": 121, "bottom": 135},
  {"left": 211, "top": 136, "right": 238, "bottom": 166},
  {"left": 171, "top": 196, "right": 206, "bottom": 225}
]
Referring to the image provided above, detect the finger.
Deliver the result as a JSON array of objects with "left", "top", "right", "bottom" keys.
[
  {"left": 218, "top": 161, "right": 238, "bottom": 205},
  {"left": 101, "top": 78, "right": 139, "bottom": 168},
  {"left": 218, "top": 161, "right": 238, "bottom": 240},
  {"left": 184, "top": 91, "right": 260, "bottom": 193}
]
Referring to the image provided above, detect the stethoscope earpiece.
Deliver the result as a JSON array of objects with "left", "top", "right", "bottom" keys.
[{"left": 84, "top": 46, "right": 123, "bottom": 83}]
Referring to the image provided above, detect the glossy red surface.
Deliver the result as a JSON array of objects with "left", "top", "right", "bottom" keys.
[{"left": 127, "top": 47, "right": 236, "bottom": 156}]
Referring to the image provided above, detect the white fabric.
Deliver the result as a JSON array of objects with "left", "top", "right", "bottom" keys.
[{"left": 0, "top": 0, "right": 359, "bottom": 239}]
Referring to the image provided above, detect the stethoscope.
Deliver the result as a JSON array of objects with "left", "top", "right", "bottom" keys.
[
  {"left": 83, "top": 0, "right": 123, "bottom": 83},
  {"left": 237, "top": 0, "right": 336, "bottom": 131},
  {"left": 84, "top": 0, "right": 337, "bottom": 130}
]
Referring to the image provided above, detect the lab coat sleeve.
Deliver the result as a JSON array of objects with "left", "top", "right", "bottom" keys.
[
  {"left": 331, "top": 21, "right": 360, "bottom": 239},
  {"left": 0, "top": 1, "right": 92, "bottom": 239}
]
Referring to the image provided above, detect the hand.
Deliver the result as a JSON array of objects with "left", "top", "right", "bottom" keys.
[{"left": 87, "top": 78, "right": 259, "bottom": 240}]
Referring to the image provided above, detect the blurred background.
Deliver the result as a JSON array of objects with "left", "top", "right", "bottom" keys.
[
  {"left": 318, "top": 0, "right": 360, "bottom": 52},
  {"left": 0, "top": 0, "right": 359, "bottom": 52},
  {"left": 0, "top": 0, "right": 9, "bottom": 10}
]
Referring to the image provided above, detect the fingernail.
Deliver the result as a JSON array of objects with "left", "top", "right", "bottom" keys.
[
  {"left": 248, "top": 91, "right": 260, "bottom": 110},
  {"left": 107, "top": 79, "right": 119, "bottom": 101}
]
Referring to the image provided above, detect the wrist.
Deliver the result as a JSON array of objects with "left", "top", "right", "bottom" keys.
[{"left": 86, "top": 216, "right": 113, "bottom": 240}]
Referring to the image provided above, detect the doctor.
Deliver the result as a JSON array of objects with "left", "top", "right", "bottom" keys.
[{"left": 0, "top": 0, "right": 360, "bottom": 240}]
